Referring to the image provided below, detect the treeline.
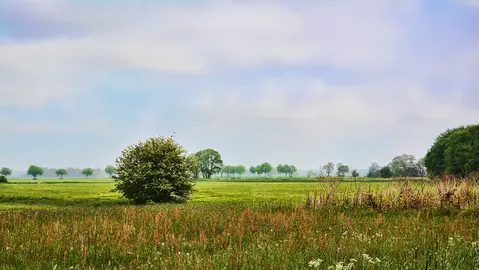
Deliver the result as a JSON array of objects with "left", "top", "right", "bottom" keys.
[
  {"left": 39, "top": 167, "right": 107, "bottom": 178},
  {"left": 0, "top": 165, "right": 118, "bottom": 181},
  {"left": 1, "top": 124, "right": 476, "bottom": 182},
  {"left": 366, "top": 154, "right": 426, "bottom": 178}
]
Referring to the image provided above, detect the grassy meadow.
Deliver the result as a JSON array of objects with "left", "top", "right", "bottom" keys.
[{"left": 1, "top": 177, "right": 479, "bottom": 269}]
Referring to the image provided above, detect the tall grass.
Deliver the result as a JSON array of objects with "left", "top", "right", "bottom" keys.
[
  {"left": 305, "top": 175, "right": 479, "bottom": 211},
  {"left": 1, "top": 204, "right": 479, "bottom": 269}
]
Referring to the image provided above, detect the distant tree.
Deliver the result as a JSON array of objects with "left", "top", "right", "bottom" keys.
[
  {"left": 282, "top": 165, "right": 290, "bottom": 176},
  {"left": 190, "top": 155, "right": 200, "bottom": 179},
  {"left": 105, "top": 165, "right": 117, "bottom": 178},
  {"left": 255, "top": 165, "right": 262, "bottom": 176},
  {"left": 351, "top": 169, "right": 359, "bottom": 178},
  {"left": 307, "top": 170, "right": 318, "bottom": 177},
  {"left": 195, "top": 149, "right": 223, "bottom": 179},
  {"left": 260, "top": 162, "right": 273, "bottom": 176},
  {"left": 112, "top": 136, "right": 195, "bottom": 204},
  {"left": 277, "top": 164, "right": 285, "bottom": 176},
  {"left": 289, "top": 165, "right": 297, "bottom": 177},
  {"left": 249, "top": 166, "right": 256, "bottom": 175},
  {"left": 336, "top": 163, "right": 349, "bottom": 177},
  {"left": 222, "top": 166, "right": 234, "bottom": 178},
  {"left": 27, "top": 165, "right": 44, "bottom": 180},
  {"left": 0, "top": 167, "right": 12, "bottom": 178},
  {"left": 390, "top": 154, "right": 417, "bottom": 177},
  {"left": 416, "top": 158, "right": 427, "bottom": 177},
  {"left": 236, "top": 165, "right": 246, "bottom": 177},
  {"left": 379, "top": 166, "right": 393, "bottom": 178},
  {"left": 55, "top": 169, "right": 68, "bottom": 179},
  {"left": 220, "top": 166, "right": 227, "bottom": 177},
  {"left": 367, "top": 162, "right": 381, "bottom": 178},
  {"left": 0, "top": 176, "right": 7, "bottom": 183},
  {"left": 388, "top": 154, "right": 427, "bottom": 177},
  {"left": 81, "top": 168, "right": 94, "bottom": 178},
  {"left": 188, "top": 154, "right": 200, "bottom": 179},
  {"left": 323, "top": 162, "right": 335, "bottom": 177}
]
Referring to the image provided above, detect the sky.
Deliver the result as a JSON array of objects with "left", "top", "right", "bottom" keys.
[{"left": 0, "top": 0, "right": 478, "bottom": 171}]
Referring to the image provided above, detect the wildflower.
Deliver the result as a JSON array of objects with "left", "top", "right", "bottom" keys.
[
  {"left": 308, "top": 259, "right": 324, "bottom": 268},
  {"left": 327, "top": 261, "right": 354, "bottom": 270},
  {"left": 362, "top": 254, "right": 381, "bottom": 264},
  {"left": 448, "top": 237, "right": 455, "bottom": 247}
]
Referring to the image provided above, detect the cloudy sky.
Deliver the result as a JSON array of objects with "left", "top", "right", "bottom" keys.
[{"left": 0, "top": 0, "right": 478, "bottom": 171}]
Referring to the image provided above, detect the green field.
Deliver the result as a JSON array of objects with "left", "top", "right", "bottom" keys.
[
  {"left": 1, "top": 178, "right": 479, "bottom": 269},
  {"left": 0, "top": 178, "right": 390, "bottom": 209}
]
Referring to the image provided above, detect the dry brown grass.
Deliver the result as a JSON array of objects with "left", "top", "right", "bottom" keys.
[{"left": 305, "top": 174, "right": 479, "bottom": 211}]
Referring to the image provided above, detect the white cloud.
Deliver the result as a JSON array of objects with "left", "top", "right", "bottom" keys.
[
  {"left": 0, "top": 0, "right": 415, "bottom": 107},
  {"left": 178, "top": 74, "right": 479, "bottom": 168},
  {"left": 1, "top": 0, "right": 478, "bottom": 169}
]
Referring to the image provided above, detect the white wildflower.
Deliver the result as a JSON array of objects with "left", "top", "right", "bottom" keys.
[
  {"left": 362, "top": 254, "right": 381, "bottom": 264},
  {"left": 327, "top": 261, "right": 354, "bottom": 270},
  {"left": 308, "top": 259, "right": 324, "bottom": 268},
  {"left": 448, "top": 237, "right": 455, "bottom": 247}
]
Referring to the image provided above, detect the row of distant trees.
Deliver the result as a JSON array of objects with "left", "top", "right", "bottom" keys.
[
  {"left": 306, "top": 162, "right": 358, "bottom": 178},
  {"left": 0, "top": 155, "right": 424, "bottom": 181},
  {"left": 222, "top": 163, "right": 300, "bottom": 178},
  {"left": 0, "top": 165, "right": 118, "bottom": 180}
]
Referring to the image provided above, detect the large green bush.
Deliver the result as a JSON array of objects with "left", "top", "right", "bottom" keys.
[
  {"left": 425, "top": 124, "right": 479, "bottom": 177},
  {"left": 113, "top": 136, "right": 195, "bottom": 204}
]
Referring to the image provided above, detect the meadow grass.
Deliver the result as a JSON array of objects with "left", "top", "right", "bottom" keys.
[
  {"left": 0, "top": 179, "right": 391, "bottom": 209},
  {"left": 1, "top": 178, "right": 479, "bottom": 269}
]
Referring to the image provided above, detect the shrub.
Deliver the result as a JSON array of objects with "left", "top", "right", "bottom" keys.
[
  {"left": 0, "top": 176, "right": 7, "bottom": 183},
  {"left": 112, "top": 136, "right": 196, "bottom": 204}
]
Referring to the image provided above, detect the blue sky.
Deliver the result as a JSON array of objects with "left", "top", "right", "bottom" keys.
[{"left": 1, "top": 0, "right": 478, "bottom": 171}]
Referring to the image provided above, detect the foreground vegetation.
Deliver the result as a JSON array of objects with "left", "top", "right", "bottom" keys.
[
  {"left": 1, "top": 178, "right": 479, "bottom": 269},
  {"left": 1, "top": 204, "right": 479, "bottom": 269}
]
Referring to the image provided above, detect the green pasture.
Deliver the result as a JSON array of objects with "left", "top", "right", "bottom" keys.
[{"left": 0, "top": 178, "right": 393, "bottom": 210}]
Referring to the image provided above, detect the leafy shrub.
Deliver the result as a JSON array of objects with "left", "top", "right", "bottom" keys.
[
  {"left": 0, "top": 176, "right": 7, "bottom": 183},
  {"left": 112, "top": 136, "right": 196, "bottom": 204}
]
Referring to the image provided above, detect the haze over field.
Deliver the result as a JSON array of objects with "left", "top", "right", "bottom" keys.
[{"left": 1, "top": 0, "right": 478, "bottom": 170}]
